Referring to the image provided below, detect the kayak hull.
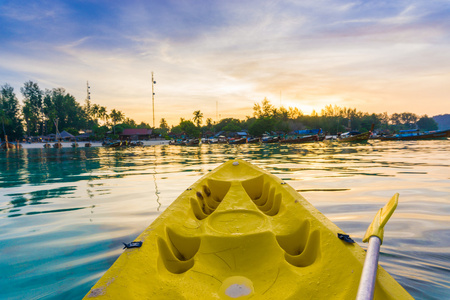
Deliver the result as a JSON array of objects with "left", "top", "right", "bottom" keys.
[{"left": 84, "top": 160, "right": 412, "bottom": 299}]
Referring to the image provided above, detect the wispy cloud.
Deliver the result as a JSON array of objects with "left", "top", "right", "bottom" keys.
[
  {"left": 1, "top": 0, "right": 449, "bottom": 124},
  {"left": 0, "top": 1, "right": 60, "bottom": 22}
]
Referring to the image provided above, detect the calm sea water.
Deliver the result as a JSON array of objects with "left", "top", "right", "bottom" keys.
[{"left": 0, "top": 141, "right": 449, "bottom": 299}]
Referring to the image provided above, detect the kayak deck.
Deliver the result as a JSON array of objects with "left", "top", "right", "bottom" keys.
[{"left": 84, "top": 160, "right": 412, "bottom": 299}]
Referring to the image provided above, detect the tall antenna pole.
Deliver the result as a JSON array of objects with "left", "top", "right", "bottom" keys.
[
  {"left": 87, "top": 81, "right": 91, "bottom": 102},
  {"left": 152, "top": 72, "right": 156, "bottom": 128},
  {"left": 85, "top": 81, "right": 92, "bottom": 128}
]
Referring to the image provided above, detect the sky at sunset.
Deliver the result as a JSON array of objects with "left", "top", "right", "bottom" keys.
[{"left": 1, "top": 0, "right": 449, "bottom": 126}]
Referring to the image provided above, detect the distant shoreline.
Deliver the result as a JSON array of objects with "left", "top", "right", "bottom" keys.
[{"left": 14, "top": 140, "right": 170, "bottom": 149}]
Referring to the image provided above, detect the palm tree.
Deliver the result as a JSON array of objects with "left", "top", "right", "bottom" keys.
[
  {"left": 193, "top": 110, "right": 203, "bottom": 127},
  {"left": 110, "top": 109, "right": 124, "bottom": 134},
  {"left": 90, "top": 104, "right": 100, "bottom": 124},
  {"left": 160, "top": 118, "right": 169, "bottom": 134},
  {"left": 98, "top": 106, "right": 107, "bottom": 125},
  {"left": 206, "top": 118, "right": 213, "bottom": 129}
]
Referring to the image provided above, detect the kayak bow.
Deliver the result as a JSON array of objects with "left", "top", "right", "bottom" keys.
[{"left": 84, "top": 160, "right": 412, "bottom": 299}]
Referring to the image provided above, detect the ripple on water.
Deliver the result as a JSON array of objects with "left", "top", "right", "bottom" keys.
[{"left": 0, "top": 141, "right": 449, "bottom": 299}]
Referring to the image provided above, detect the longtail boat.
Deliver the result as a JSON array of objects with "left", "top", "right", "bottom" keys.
[
  {"left": 182, "top": 139, "right": 200, "bottom": 146},
  {"left": 337, "top": 131, "right": 372, "bottom": 143},
  {"left": 279, "top": 135, "right": 319, "bottom": 144},
  {"left": 247, "top": 137, "right": 260, "bottom": 143},
  {"left": 377, "top": 129, "right": 450, "bottom": 141},
  {"left": 228, "top": 138, "right": 247, "bottom": 144}
]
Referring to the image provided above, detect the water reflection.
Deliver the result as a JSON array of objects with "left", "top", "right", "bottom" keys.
[
  {"left": 0, "top": 140, "right": 449, "bottom": 299},
  {"left": 152, "top": 147, "right": 161, "bottom": 211}
]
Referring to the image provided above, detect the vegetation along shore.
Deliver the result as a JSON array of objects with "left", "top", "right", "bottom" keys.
[{"left": 1, "top": 81, "right": 448, "bottom": 144}]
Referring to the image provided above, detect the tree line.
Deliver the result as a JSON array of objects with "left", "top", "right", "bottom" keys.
[
  {"left": 165, "top": 98, "right": 438, "bottom": 138},
  {"left": 0, "top": 81, "right": 150, "bottom": 141},
  {"left": 1, "top": 82, "right": 439, "bottom": 141}
]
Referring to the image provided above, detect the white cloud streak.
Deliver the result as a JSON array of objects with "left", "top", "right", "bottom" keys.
[{"left": 1, "top": 0, "right": 449, "bottom": 125}]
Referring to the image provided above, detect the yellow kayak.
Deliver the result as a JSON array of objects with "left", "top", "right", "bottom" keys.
[{"left": 84, "top": 160, "right": 413, "bottom": 299}]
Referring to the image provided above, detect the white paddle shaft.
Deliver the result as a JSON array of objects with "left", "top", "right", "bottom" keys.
[{"left": 356, "top": 236, "right": 381, "bottom": 300}]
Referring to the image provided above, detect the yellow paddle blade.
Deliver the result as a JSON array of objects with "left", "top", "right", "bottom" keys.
[{"left": 362, "top": 193, "right": 399, "bottom": 244}]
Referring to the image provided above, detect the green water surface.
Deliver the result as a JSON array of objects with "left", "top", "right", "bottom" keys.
[{"left": 0, "top": 141, "right": 449, "bottom": 299}]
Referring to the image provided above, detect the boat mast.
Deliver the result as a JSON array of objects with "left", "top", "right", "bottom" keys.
[{"left": 152, "top": 72, "right": 156, "bottom": 128}]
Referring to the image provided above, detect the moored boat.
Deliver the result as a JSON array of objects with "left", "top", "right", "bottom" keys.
[
  {"left": 228, "top": 137, "right": 247, "bottom": 144},
  {"left": 205, "top": 136, "right": 228, "bottom": 144},
  {"left": 217, "top": 136, "right": 228, "bottom": 144},
  {"left": 205, "top": 138, "right": 218, "bottom": 144},
  {"left": 279, "top": 135, "right": 319, "bottom": 144},
  {"left": 0, "top": 136, "right": 20, "bottom": 149},
  {"left": 337, "top": 131, "right": 371, "bottom": 143},
  {"left": 84, "top": 160, "right": 412, "bottom": 300},
  {"left": 182, "top": 138, "right": 200, "bottom": 146},
  {"left": 377, "top": 129, "right": 450, "bottom": 141},
  {"left": 261, "top": 135, "right": 279, "bottom": 143},
  {"left": 247, "top": 137, "right": 260, "bottom": 143},
  {"left": 129, "top": 141, "right": 144, "bottom": 147},
  {"left": 1, "top": 142, "right": 15, "bottom": 149},
  {"left": 169, "top": 139, "right": 183, "bottom": 145},
  {"left": 337, "top": 124, "right": 374, "bottom": 143},
  {"left": 103, "top": 141, "right": 122, "bottom": 148}
]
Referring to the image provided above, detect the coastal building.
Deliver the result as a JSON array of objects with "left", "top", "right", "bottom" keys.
[
  {"left": 119, "top": 128, "right": 153, "bottom": 140},
  {"left": 59, "top": 130, "right": 75, "bottom": 141}
]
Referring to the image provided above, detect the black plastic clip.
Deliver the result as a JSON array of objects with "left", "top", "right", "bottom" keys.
[
  {"left": 337, "top": 233, "right": 355, "bottom": 243},
  {"left": 123, "top": 241, "right": 143, "bottom": 249}
]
